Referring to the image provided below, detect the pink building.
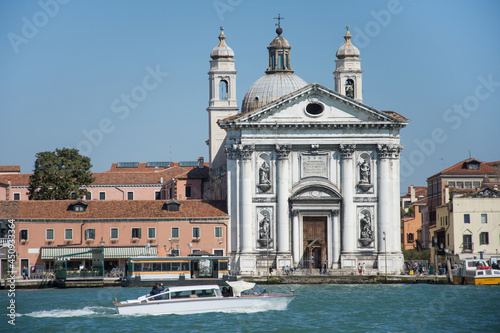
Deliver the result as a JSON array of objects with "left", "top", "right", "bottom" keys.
[
  {"left": 0, "top": 199, "right": 228, "bottom": 278},
  {"left": 0, "top": 159, "right": 210, "bottom": 202}
]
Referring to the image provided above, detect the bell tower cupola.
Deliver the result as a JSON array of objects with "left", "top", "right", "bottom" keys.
[
  {"left": 334, "top": 26, "right": 363, "bottom": 103},
  {"left": 207, "top": 27, "right": 238, "bottom": 169}
]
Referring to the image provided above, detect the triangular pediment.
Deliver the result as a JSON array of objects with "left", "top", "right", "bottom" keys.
[{"left": 219, "top": 83, "right": 408, "bottom": 129}]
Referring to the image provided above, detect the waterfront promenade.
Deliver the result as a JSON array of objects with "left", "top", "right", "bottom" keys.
[{"left": 2, "top": 271, "right": 449, "bottom": 289}]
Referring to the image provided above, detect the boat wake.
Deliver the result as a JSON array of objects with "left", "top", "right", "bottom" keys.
[{"left": 20, "top": 306, "right": 116, "bottom": 318}]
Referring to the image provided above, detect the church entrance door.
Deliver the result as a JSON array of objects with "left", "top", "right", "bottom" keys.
[{"left": 303, "top": 216, "right": 327, "bottom": 270}]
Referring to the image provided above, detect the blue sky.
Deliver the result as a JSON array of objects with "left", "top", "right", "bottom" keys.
[{"left": 1, "top": 0, "right": 499, "bottom": 194}]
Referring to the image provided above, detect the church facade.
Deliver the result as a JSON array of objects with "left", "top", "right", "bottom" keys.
[{"left": 207, "top": 25, "right": 408, "bottom": 274}]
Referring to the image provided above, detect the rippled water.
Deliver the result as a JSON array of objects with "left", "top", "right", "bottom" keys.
[{"left": 3, "top": 284, "right": 500, "bottom": 332}]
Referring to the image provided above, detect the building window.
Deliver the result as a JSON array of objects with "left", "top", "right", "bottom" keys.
[
  {"left": 99, "top": 192, "right": 106, "bottom": 200},
  {"left": 185, "top": 186, "right": 191, "bottom": 198},
  {"left": 456, "top": 182, "right": 464, "bottom": 189},
  {"left": 447, "top": 234, "right": 450, "bottom": 247},
  {"left": 20, "top": 229, "right": 28, "bottom": 241},
  {"left": 481, "top": 214, "right": 487, "bottom": 223},
  {"left": 169, "top": 188, "right": 173, "bottom": 199},
  {"left": 13, "top": 193, "right": 21, "bottom": 200},
  {"left": 132, "top": 228, "right": 141, "bottom": 239},
  {"left": 155, "top": 191, "right": 161, "bottom": 200},
  {"left": 448, "top": 181, "right": 455, "bottom": 187},
  {"left": 463, "top": 235, "right": 472, "bottom": 251},
  {"left": 65, "top": 229, "right": 73, "bottom": 240},
  {"left": 171, "top": 227, "right": 179, "bottom": 238},
  {"left": 214, "top": 249, "right": 224, "bottom": 256},
  {"left": 464, "top": 214, "right": 470, "bottom": 223},
  {"left": 110, "top": 228, "right": 118, "bottom": 239},
  {"left": 465, "top": 182, "right": 472, "bottom": 189},
  {"left": 85, "top": 192, "right": 92, "bottom": 200},
  {"left": 85, "top": 228, "right": 95, "bottom": 240},
  {"left": 46, "top": 229, "right": 54, "bottom": 240},
  {"left": 480, "top": 232, "right": 489, "bottom": 245},
  {"left": 148, "top": 227, "right": 156, "bottom": 239},
  {"left": 407, "top": 233, "right": 414, "bottom": 243},
  {"left": 345, "top": 79, "right": 355, "bottom": 99},
  {"left": 73, "top": 205, "right": 86, "bottom": 212},
  {"left": 127, "top": 191, "right": 134, "bottom": 200},
  {"left": 473, "top": 181, "right": 481, "bottom": 188},
  {"left": 192, "top": 227, "right": 200, "bottom": 239},
  {"left": 219, "top": 80, "right": 228, "bottom": 100},
  {"left": 215, "top": 227, "right": 222, "bottom": 238}
]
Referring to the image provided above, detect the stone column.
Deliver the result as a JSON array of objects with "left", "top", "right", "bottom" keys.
[
  {"left": 240, "top": 145, "right": 254, "bottom": 253},
  {"left": 340, "top": 144, "right": 356, "bottom": 254},
  {"left": 391, "top": 145, "right": 403, "bottom": 252},
  {"left": 332, "top": 209, "right": 340, "bottom": 267},
  {"left": 376, "top": 144, "right": 392, "bottom": 254},
  {"left": 225, "top": 145, "right": 238, "bottom": 253},
  {"left": 276, "top": 144, "right": 291, "bottom": 254},
  {"left": 291, "top": 209, "right": 300, "bottom": 266}
]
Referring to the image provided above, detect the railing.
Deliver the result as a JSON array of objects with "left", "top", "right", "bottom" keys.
[{"left": 0, "top": 238, "right": 11, "bottom": 246}]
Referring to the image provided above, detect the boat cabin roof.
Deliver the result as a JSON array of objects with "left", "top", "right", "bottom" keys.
[{"left": 165, "top": 285, "right": 220, "bottom": 293}]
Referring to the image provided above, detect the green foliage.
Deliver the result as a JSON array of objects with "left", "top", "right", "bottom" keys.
[
  {"left": 402, "top": 249, "right": 431, "bottom": 262},
  {"left": 268, "top": 277, "right": 281, "bottom": 284},
  {"left": 28, "top": 148, "right": 95, "bottom": 200}
]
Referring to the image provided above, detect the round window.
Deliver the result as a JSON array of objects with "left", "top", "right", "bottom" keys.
[{"left": 305, "top": 102, "right": 324, "bottom": 116}]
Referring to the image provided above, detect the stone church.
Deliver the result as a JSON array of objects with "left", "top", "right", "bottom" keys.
[{"left": 207, "top": 24, "right": 408, "bottom": 275}]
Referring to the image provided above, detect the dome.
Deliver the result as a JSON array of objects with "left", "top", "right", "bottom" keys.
[
  {"left": 268, "top": 35, "right": 291, "bottom": 49},
  {"left": 210, "top": 29, "right": 234, "bottom": 59},
  {"left": 241, "top": 73, "right": 308, "bottom": 114},
  {"left": 336, "top": 30, "right": 360, "bottom": 59}
]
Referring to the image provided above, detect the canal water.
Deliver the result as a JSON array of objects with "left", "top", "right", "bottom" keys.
[{"left": 2, "top": 284, "right": 499, "bottom": 332}]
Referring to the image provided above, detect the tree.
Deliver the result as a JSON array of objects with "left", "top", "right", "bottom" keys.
[{"left": 28, "top": 148, "right": 95, "bottom": 200}]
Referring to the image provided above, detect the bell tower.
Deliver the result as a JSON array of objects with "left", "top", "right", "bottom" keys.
[
  {"left": 334, "top": 26, "right": 363, "bottom": 103},
  {"left": 207, "top": 27, "right": 238, "bottom": 170}
]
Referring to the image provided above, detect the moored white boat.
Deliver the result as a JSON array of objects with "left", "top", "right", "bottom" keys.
[
  {"left": 114, "top": 281, "right": 295, "bottom": 315},
  {"left": 452, "top": 259, "right": 500, "bottom": 285}
]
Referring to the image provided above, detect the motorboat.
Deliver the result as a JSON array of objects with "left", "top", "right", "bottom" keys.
[
  {"left": 114, "top": 281, "right": 295, "bottom": 315},
  {"left": 452, "top": 259, "right": 500, "bottom": 285}
]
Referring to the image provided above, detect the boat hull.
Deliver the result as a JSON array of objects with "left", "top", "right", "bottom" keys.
[
  {"left": 452, "top": 276, "right": 500, "bottom": 285},
  {"left": 115, "top": 294, "right": 295, "bottom": 315}
]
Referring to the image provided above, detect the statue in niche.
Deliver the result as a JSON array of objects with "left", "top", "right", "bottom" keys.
[
  {"left": 359, "top": 211, "right": 374, "bottom": 246},
  {"left": 257, "top": 215, "right": 272, "bottom": 248},
  {"left": 359, "top": 160, "right": 370, "bottom": 183},
  {"left": 257, "top": 161, "right": 272, "bottom": 192},
  {"left": 357, "top": 159, "right": 373, "bottom": 192},
  {"left": 259, "top": 215, "right": 270, "bottom": 240}
]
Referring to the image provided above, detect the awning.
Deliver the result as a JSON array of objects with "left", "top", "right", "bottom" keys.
[{"left": 41, "top": 246, "right": 158, "bottom": 260}]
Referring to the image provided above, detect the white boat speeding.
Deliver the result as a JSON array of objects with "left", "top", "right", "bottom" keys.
[{"left": 114, "top": 281, "right": 295, "bottom": 315}]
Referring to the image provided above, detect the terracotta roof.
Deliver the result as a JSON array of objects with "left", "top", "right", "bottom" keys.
[
  {"left": 0, "top": 165, "right": 21, "bottom": 173},
  {"left": 0, "top": 173, "right": 31, "bottom": 187},
  {"left": 0, "top": 165, "right": 209, "bottom": 187},
  {"left": 428, "top": 158, "right": 500, "bottom": 179},
  {"left": 381, "top": 111, "right": 410, "bottom": 122},
  {"left": 0, "top": 200, "right": 228, "bottom": 220}
]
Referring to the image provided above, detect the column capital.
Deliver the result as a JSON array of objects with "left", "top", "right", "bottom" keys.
[
  {"left": 377, "top": 144, "right": 403, "bottom": 159},
  {"left": 240, "top": 144, "right": 255, "bottom": 160},
  {"left": 291, "top": 209, "right": 300, "bottom": 217},
  {"left": 225, "top": 145, "right": 239, "bottom": 160},
  {"left": 339, "top": 144, "right": 356, "bottom": 159},
  {"left": 276, "top": 144, "right": 292, "bottom": 160},
  {"left": 331, "top": 209, "right": 340, "bottom": 216}
]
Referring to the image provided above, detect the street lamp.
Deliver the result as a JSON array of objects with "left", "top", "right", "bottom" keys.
[{"left": 383, "top": 231, "right": 387, "bottom": 283}]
